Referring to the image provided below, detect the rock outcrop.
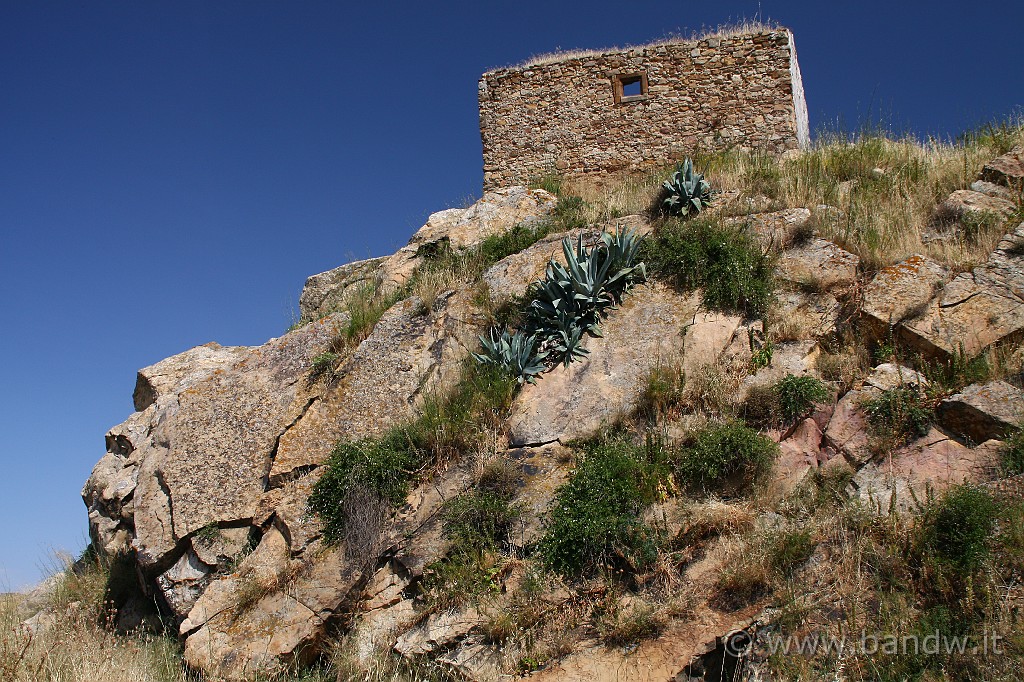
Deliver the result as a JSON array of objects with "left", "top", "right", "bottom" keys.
[{"left": 81, "top": 168, "right": 1024, "bottom": 680}]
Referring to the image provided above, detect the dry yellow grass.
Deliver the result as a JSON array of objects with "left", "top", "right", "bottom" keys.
[
  {"left": 512, "top": 20, "right": 780, "bottom": 70},
  {"left": 1, "top": 559, "right": 192, "bottom": 682},
  {"left": 562, "top": 122, "right": 1024, "bottom": 273}
]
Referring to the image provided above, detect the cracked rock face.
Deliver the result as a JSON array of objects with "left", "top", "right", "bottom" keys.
[
  {"left": 508, "top": 282, "right": 695, "bottom": 447},
  {"left": 861, "top": 225, "right": 1024, "bottom": 359}
]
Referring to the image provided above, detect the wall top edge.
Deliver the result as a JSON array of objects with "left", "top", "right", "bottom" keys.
[{"left": 481, "top": 28, "right": 793, "bottom": 79}]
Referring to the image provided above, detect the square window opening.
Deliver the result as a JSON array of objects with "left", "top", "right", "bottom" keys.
[
  {"left": 621, "top": 76, "right": 643, "bottom": 98},
  {"left": 612, "top": 72, "right": 648, "bottom": 104}
]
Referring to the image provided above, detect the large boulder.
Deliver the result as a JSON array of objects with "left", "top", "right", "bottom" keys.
[
  {"left": 269, "top": 290, "right": 485, "bottom": 484},
  {"left": 298, "top": 257, "right": 387, "bottom": 322},
  {"left": 937, "top": 380, "right": 1024, "bottom": 444},
  {"left": 380, "top": 187, "right": 557, "bottom": 289},
  {"left": 129, "top": 316, "right": 347, "bottom": 575},
  {"left": 508, "top": 283, "right": 695, "bottom": 446},
  {"left": 775, "top": 238, "right": 859, "bottom": 290},
  {"left": 899, "top": 225, "right": 1024, "bottom": 358},
  {"left": 981, "top": 145, "right": 1024, "bottom": 188},
  {"left": 860, "top": 255, "right": 948, "bottom": 339},
  {"left": 850, "top": 429, "right": 1003, "bottom": 513}
]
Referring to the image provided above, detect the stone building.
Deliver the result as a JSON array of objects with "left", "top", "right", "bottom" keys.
[{"left": 478, "top": 28, "right": 809, "bottom": 189}]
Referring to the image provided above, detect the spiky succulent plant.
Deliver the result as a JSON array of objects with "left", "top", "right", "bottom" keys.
[
  {"left": 472, "top": 329, "right": 547, "bottom": 384},
  {"left": 662, "top": 158, "right": 712, "bottom": 216},
  {"left": 474, "top": 226, "right": 647, "bottom": 379}
]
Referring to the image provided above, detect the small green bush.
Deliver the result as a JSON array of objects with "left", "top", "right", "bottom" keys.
[
  {"left": 308, "top": 351, "right": 342, "bottom": 385},
  {"left": 675, "top": 421, "right": 778, "bottom": 493},
  {"left": 307, "top": 432, "right": 418, "bottom": 544},
  {"left": 442, "top": 470, "right": 521, "bottom": 552},
  {"left": 776, "top": 374, "right": 829, "bottom": 422},
  {"left": 539, "top": 436, "right": 668, "bottom": 576},
  {"left": 643, "top": 216, "right": 774, "bottom": 317},
  {"left": 864, "top": 385, "right": 933, "bottom": 444},
  {"left": 1003, "top": 428, "right": 1024, "bottom": 475},
  {"left": 308, "top": 364, "right": 516, "bottom": 545},
  {"left": 920, "top": 485, "right": 997, "bottom": 573},
  {"left": 766, "top": 527, "right": 816, "bottom": 577}
]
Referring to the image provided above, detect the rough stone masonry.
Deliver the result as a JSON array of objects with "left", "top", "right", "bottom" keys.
[{"left": 478, "top": 28, "right": 809, "bottom": 189}]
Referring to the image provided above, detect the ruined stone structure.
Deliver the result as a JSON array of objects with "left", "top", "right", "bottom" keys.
[{"left": 478, "top": 29, "right": 809, "bottom": 189}]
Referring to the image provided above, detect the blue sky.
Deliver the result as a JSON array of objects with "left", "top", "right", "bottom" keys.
[{"left": 1, "top": 1, "right": 1021, "bottom": 590}]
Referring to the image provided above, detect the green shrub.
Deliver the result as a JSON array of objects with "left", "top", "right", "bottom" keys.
[
  {"left": 308, "top": 364, "right": 516, "bottom": 545},
  {"left": 1003, "top": 428, "right": 1024, "bottom": 475},
  {"left": 675, "top": 421, "right": 778, "bottom": 493},
  {"left": 643, "top": 216, "right": 774, "bottom": 317},
  {"left": 919, "top": 485, "right": 997, "bottom": 573},
  {"left": 775, "top": 374, "right": 829, "bottom": 422},
  {"left": 308, "top": 351, "right": 342, "bottom": 385},
  {"left": 766, "top": 527, "right": 816, "bottom": 577},
  {"left": 864, "top": 385, "right": 933, "bottom": 444},
  {"left": 307, "top": 432, "right": 417, "bottom": 544},
  {"left": 539, "top": 436, "right": 668, "bottom": 576},
  {"left": 442, "top": 473, "right": 521, "bottom": 552}
]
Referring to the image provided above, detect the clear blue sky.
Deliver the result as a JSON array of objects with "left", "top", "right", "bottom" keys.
[{"left": 1, "top": 1, "right": 1021, "bottom": 590}]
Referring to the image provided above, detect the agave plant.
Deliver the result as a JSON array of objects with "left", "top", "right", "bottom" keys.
[
  {"left": 662, "top": 158, "right": 712, "bottom": 217},
  {"left": 472, "top": 328, "right": 547, "bottom": 384}
]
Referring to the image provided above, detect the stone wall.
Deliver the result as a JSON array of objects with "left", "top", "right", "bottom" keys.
[{"left": 478, "top": 29, "right": 809, "bottom": 189}]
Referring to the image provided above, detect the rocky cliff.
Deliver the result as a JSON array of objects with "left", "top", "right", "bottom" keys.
[{"left": 81, "top": 146, "right": 1024, "bottom": 681}]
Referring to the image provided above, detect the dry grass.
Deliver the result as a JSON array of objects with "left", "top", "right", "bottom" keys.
[
  {"left": 512, "top": 20, "right": 780, "bottom": 69},
  {"left": 561, "top": 122, "right": 1024, "bottom": 273},
  {"left": 1, "top": 556, "right": 193, "bottom": 682}
]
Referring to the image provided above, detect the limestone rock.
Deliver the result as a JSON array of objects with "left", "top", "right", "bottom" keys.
[
  {"left": 773, "top": 418, "right": 824, "bottom": 495},
  {"left": 981, "top": 145, "right": 1024, "bottom": 188},
  {"left": 270, "top": 291, "right": 485, "bottom": 484},
  {"left": 941, "top": 189, "right": 1017, "bottom": 220},
  {"left": 850, "top": 429, "right": 1002, "bottom": 513},
  {"left": 298, "top": 257, "right": 386, "bottom": 321},
  {"left": 775, "top": 238, "right": 859, "bottom": 289},
  {"left": 506, "top": 444, "right": 573, "bottom": 547},
  {"left": 900, "top": 225, "right": 1024, "bottom": 358},
  {"left": 937, "top": 380, "right": 1024, "bottom": 444},
  {"left": 680, "top": 307, "right": 743, "bottom": 379},
  {"left": 156, "top": 550, "right": 212, "bottom": 616},
  {"left": 181, "top": 530, "right": 365, "bottom": 680},
  {"left": 774, "top": 290, "right": 840, "bottom": 340},
  {"left": 394, "top": 607, "right": 484, "bottom": 656},
  {"left": 508, "top": 283, "right": 695, "bottom": 446},
  {"left": 971, "top": 179, "right": 1017, "bottom": 201},
  {"left": 860, "top": 255, "right": 948, "bottom": 338}
]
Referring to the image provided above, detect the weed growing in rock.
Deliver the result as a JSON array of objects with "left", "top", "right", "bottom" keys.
[
  {"left": 442, "top": 463, "right": 522, "bottom": 553},
  {"left": 776, "top": 374, "right": 830, "bottom": 423},
  {"left": 863, "top": 384, "right": 933, "bottom": 447},
  {"left": 637, "top": 360, "right": 686, "bottom": 422},
  {"left": 539, "top": 435, "right": 669, "bottom": 577},
  {"left": 309, "top": 363, "right": 516, "bottom": 545},
  {"left": 643, "top": 215, "right": 774, "bottom": 317},
  {"left": 919, "top": 485, "right": 997, "bottom": 574},
  {"left": 674, "top": 421, "right": 778, "bottom": 494},
  {"left": 1003, "top": 428, "right": 1024, "bottom": 475}
]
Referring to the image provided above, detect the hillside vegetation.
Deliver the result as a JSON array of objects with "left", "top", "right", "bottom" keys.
[{"left": 11, "top": 120, "right": 1024, "bottom": 682}]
